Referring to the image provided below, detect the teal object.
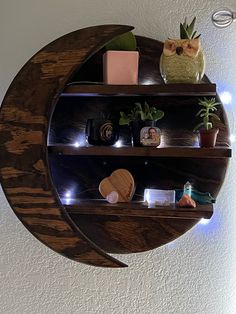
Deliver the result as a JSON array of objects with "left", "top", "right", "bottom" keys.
[
  {"left": 183, "top": 181, "right": 192, "bottom": 196},
  {"left": 175, "top": 188, "right": 215, "bottom": 204}
]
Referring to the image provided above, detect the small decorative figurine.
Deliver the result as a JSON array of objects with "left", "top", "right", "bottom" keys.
[
  {"left": 106, "top": 191, "right": 119, "bottom": 204},
  {"left": 177, "top": 194, "right": 196, "bottom": 208},
  {"left": 175, "top": 188, "right": 215, "bottom": 205},
  {"left": 184, "top": 181, "right": 192, "bottom": 196},
  {"left": 160, "top": 17, "right": 205, "bottom": 84},
  {"left": 177, "top": 181, "right": 196, "bottom": 207},
  {"left": 99, "top": 169, "right": 135, "bottom": 202}
]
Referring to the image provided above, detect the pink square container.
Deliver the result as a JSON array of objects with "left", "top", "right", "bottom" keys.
[{"left": 103, "top": 50, "right": 139, "bottom": 85}]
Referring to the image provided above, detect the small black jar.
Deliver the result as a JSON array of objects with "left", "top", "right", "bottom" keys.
[{"left": 86, "top": 118, "right": 119, "bottom": 145}]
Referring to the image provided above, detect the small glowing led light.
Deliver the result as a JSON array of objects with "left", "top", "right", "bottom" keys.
[
  {"left": 230, "top": 134, "right": 236, "bottom": 143},
  {"left": 144, "top": 189, "right": 150, "bottom": 203},
  {"left": 114, "top": 140, "right": 123, "bottom": 148},
  {"left": 65, "top": 198, "right": 71, "bottom": 205},
  {"left": 65, "top": 191, "right": 71, "bottom": 198},
  {"left": 74, "top": 141, "right": 80, "bottom": 148},
  {"left": 199, "top": 218, "right": 210, "bottom": 225},
  {"left": 219, "top": 91, "right": 232, "bottom": 105},
  {"left": 142, "top": 79, "right": 155, "bottom": 85},
  {"left": 158, "top": 136, "right": 166, "bottom": 148}
]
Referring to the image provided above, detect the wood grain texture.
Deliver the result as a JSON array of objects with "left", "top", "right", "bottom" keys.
[
  {"left": 48, "top": 34, "right": 230, "bottom": 255},
  {"left": 69, "top": 215, "right": 199, "bottom": 254},
  {"left": 0, "top": 25, "right": 137, "bottom": 268},
  {"left": 0, "top": 25, "right": 231, "bottom": 266},
  {"left": 65, "top": 200, "right": 213, "bottom": 219}
]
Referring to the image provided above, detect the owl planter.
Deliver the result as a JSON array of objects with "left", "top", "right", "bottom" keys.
[{"left": 160, "top": 17, "right": 205, "bottom": 84}]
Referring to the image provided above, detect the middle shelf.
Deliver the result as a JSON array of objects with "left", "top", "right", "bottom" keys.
[
  {"left": 48, "top": 145, "right": 231, "bottom": 158},
  {"left": 64, "top": 199, "right": 213, "bottom": 220}
]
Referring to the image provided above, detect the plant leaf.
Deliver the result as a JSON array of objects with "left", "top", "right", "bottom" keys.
[
  {"left": 134, "top": 102, "right": 142, "bottom": 110},
  {"left": 196, "top": 108, "right": 205, "bottom": 116},
  {"left": 209, "top": 113, "right": 220, "bottom": 120},
  {"left": 188, "top": 17, "right": 196, "bottom": 38},
  {"left": 180, "top": 23, "right": 189, "bottom": 39},
  {"left": 206, "top": 122, "right": 213, "bottom": 131},
  {"left": 144, "top": 102, "right": 150, "bottom": 119},
  {"left": 191, "top": 30, "right": 197, "bottom": 39},
  {"left": 152, "top": 110, "right": 164, "bottom": 121},
  {"left": 105, "top": 31, "right": 137, "bottom": 51},
  {"left": 119, "top": 112, "right": 130, "bottom": 125},
  {"left": 193, "top": 122, "right": 204, "bottom": 132}
]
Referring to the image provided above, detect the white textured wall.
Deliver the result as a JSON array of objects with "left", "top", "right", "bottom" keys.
[{"left": 1, "top": 1, "right": 236, "bottom": 313}]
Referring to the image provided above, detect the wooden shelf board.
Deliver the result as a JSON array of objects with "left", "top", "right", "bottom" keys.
[
  {"left": 64, "top": 199, "right": 213, "bottom": 219},
  {"left": 62, "top": 83, "right": 216, "bottom": 97},
  {"left": 48, "top": 145, "right": 231, "bottom": 158}
]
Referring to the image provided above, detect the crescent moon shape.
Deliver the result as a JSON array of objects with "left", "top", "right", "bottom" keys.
[
  {"left": 0, "top": 25, "right": 134, "bottom": 267},
  {"left": 0, "top": 25, "right": 231, "bottom": 268}
]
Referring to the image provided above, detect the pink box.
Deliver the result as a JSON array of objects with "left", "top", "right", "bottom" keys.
[{"left": 103, "top": 51, "right": 139, "bottom": 85}]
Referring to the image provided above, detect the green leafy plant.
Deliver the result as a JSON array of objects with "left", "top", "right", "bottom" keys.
[
  {"left": 193, "top": 98, "right": 221, "bottom": 132},
  {"left": 105, "top": 31, "right": 137, "bottom": 51},
  {"left": 180, "top": 17, "right": 201, "bottom": 39},
  {"left": 119, "top": 102, "right": 164, "bottom": 125}
]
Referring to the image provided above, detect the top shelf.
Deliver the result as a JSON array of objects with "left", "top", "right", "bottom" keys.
[{"left": 62, "top": 83, "right": 216, "bottom": 97}]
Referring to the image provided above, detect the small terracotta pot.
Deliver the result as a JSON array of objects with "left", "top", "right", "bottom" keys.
[{"left": 198, "top": 128, "right": 219, "bottom": 148}]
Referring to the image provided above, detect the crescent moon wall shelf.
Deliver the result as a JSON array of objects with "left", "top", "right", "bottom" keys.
[{"left": 0, "top": 25, "right": 231, "bottom": 268}]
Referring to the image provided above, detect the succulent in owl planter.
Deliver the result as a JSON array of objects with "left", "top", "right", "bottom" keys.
[{"left": 160, "top": 17, "right": 205, "bottom": 84}]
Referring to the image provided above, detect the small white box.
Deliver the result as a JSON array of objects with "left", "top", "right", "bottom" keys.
[{"left": 144, "top": 189, "right": 175, "bottom": 206}]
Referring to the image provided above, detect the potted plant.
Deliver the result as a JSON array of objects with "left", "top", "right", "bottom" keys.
[
  {"left": 160, "top": 17, "right": 205, "bottom": 84},
  {"left": 193, "top": 97, "right": 221, "bottom": 147},
  {"left": 119, "top": 102, "right": 164, "bottom": 146},
  {"left": 103, "top": 31, "right": 139, "bottom": 85}
]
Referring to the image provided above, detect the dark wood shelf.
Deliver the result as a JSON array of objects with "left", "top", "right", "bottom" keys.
[
  {"left": 48, "top": 145, "right": 231, "bottom": 158},
  {"left": 64, "top": 199, "right": 213, "bottom": 219},
  {"left": 62, "top": 83, "right": 216, "bottom": 97},
  {"left": 1, "top": 24, "right": 230, "bottom": 267}
]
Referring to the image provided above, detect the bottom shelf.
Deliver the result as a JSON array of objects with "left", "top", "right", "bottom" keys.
[{"left": 63, "top": 199, "right": 213, "bottom": 220}]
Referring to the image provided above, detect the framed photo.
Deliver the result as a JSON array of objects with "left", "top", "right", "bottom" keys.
[{"left": 140, "top": 126, "right": 161, "bottom": 147}]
